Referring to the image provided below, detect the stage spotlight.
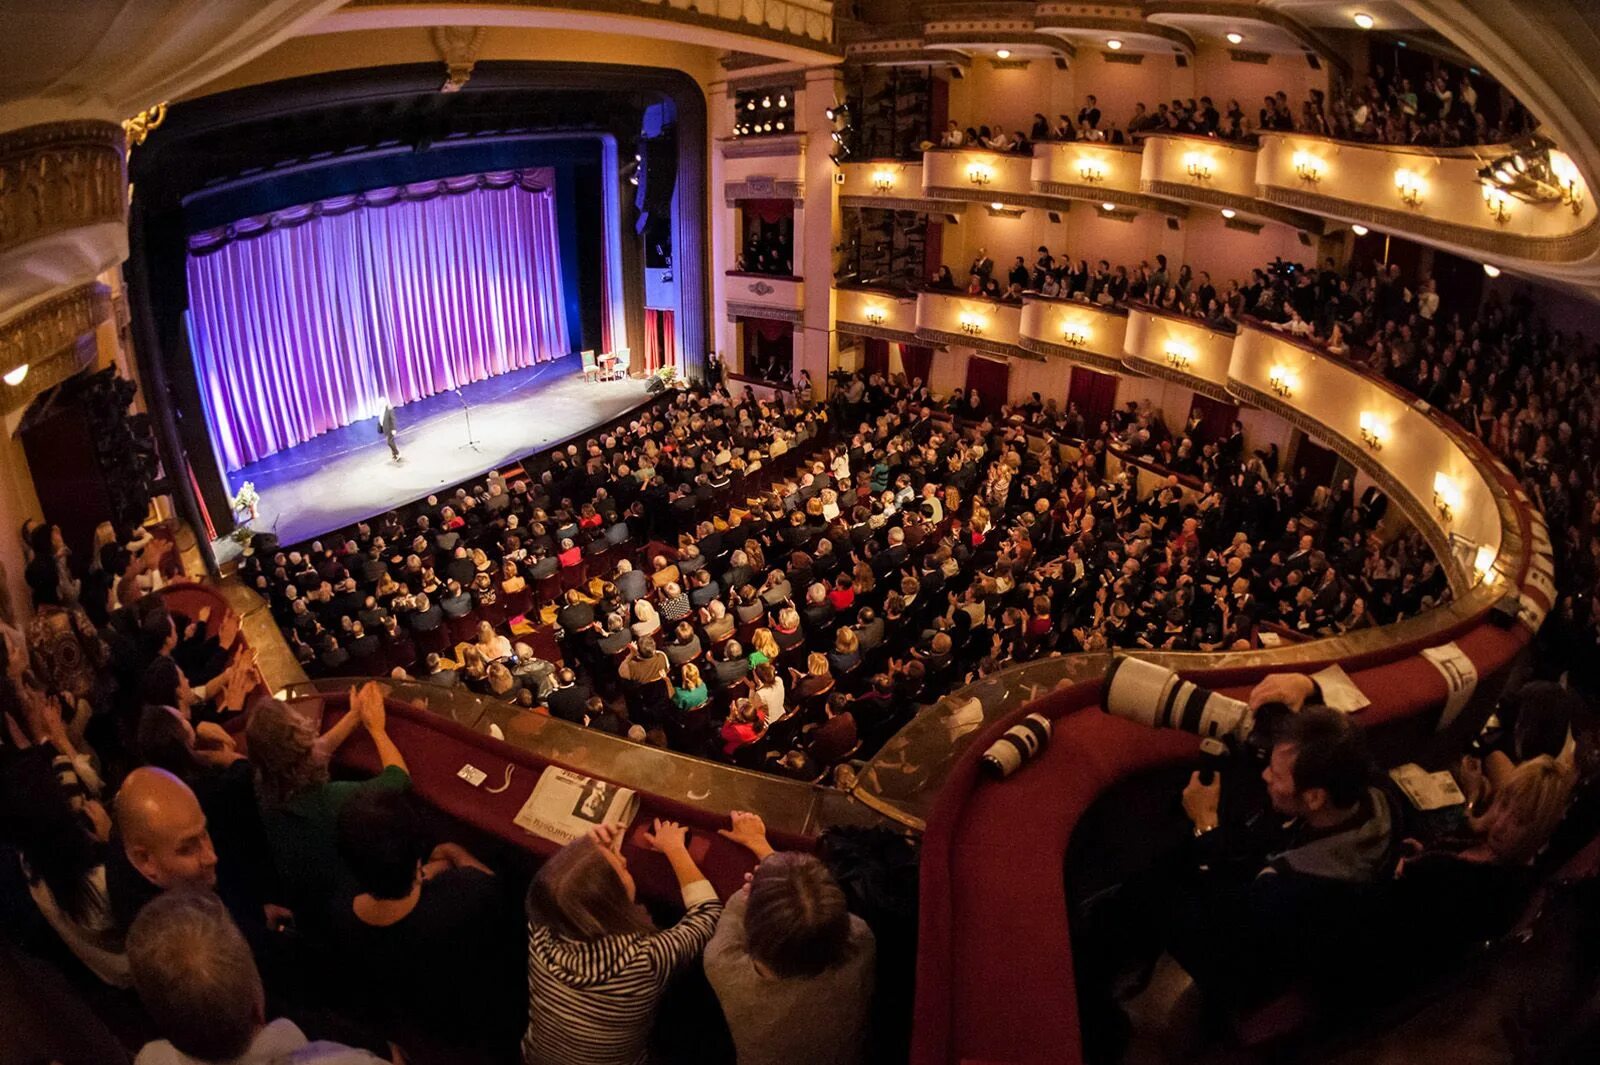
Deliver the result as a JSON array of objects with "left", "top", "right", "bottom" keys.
[
  {"left": 777, "top": 94, "right": 787, "bottom": 108},
  {"left": 776, "top": 121, "right": 786, "bottom": 131},
  {"left": 826, "top": 103, "right": 850, "bottom": 121},
  {"left": 746, "top": 100, "right": 756, "bottom": 111},
  {"left": 762, "top": 96, "right": 772, "bottom": 108}
]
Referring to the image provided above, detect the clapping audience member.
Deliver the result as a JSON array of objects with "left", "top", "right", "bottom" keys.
[
  {"left": 705, "top": 811, "right": 876, "bottom": 1065},
  {"left": 522, "top": 818, "right": 722, "bottom": 1065}
]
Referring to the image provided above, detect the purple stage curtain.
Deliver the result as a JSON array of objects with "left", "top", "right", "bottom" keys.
[{"left": 185, "top": 169, "right": 568, "bottom": 471}]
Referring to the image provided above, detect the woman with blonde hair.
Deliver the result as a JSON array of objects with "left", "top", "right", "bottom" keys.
[
  {"left": 749, "top": 628, "right": 781, "bottom": 666},
  {"left": 475, "top": 620, "right": 513, "bottom": 663},
  {"left": 673, "top": 662, "right": 708, "bottom": 712},
  {"left": 792, "top": 652, "right": 835, "bottom": 702},
  {"left": 523, "top": 819, "right": 724, "bottom": 1065}
]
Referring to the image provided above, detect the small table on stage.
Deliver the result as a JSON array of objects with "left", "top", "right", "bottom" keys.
[{"left": 598, "top": 352, "right": 618, "bottom": 380}]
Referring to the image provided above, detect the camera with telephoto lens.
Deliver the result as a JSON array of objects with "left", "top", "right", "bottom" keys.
[
  {"left": 1102, "top": 656, "right": 1289, "bottom": 775},
  {"left": 981, "top": 712, "right": 1053, "bottom": 778}
]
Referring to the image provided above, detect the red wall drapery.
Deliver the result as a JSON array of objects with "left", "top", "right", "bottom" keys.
[
  {"left": 899, "top": 344, "right": 935, "bottom": 386},
  {"left": 964, "top": 356, "right": 1010, "bottom": 417},
  {"left": 1068, "top": 367, "right": 1119, "bottom": 430},
  {"left": 743, "top": 199, "right": 794, "bottom": 225},
  {"left": 864, "top": 337, "right": 890, "bottom": 377},
  {"left": 643, "top": 309, "right": 674, "bottom": 373}
]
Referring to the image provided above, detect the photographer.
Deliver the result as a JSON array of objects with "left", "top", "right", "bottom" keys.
[{"left": 1166, "top": 702, "right": 1401, "bottom": 1010}]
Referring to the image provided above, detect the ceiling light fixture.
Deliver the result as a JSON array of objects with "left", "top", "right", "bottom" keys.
[
  {"left": 1220, "top": 208, "right": 1236, "bottom": 219},
  {"left": 1353, "top": 12, "right": 1374, "bottom": 30},
  {"left": 1106, "top": 39, "right": 1123, "bottom": 51},
  {"left": 2, "top": 364, "right": 27, "bottom": 387},
  {"left": 996, "top": 49, "right": 1011, "bottom": 59},
  {"left": 1351, "top": 224, "right": 1369, "bottom": 236},
  {"left": 1225, "top": 32, "right": 1244, "bottom": 45},
  {"left": 1101, "top": 202, "right": 1116, "bottom": 212},
  {"left": 1483, "top": 263, "right": 1502, "bottom": 277}
]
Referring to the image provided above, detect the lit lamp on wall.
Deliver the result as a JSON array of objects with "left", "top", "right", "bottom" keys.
[
  {"left": 1077, "top": 157, "right": 1107, "bottom": 184},
  {"left": 958, "top": 312, "right": 985, "bottom": 336},
  {"left": 1267, "top": 364, "right": 1297, "bottom": 397},
  {"left": 1062, "top": 322, "right": 1090, "bottom": 348},
  {"left": 1550, "top": 150, "right": 1585, "bottom": 214},
  {"left": 864, "top": 306, "right": 886, "bottom": 326},
  {"left": 1358, "top": 410, "right": 1386, "bottom": 450},
  {"left": 1394, "top": 168, "right": 1427, "bottom": 208},
  {"left": 1433, "top": 472, "right": 1462, "bottom": 522},
  {"left": 1292, "top": 149, "right": 1325, "bottom": 185},
  {"left": 1482, "top": 183, "right": 1513, "bottom": 224},
  {"left": 967, "top": 162, "right": 995, "bottom": 188},
  {"left": 1474, "top": 544, "right": 1499, "bottom": 582},
  {"left": 1183, "top": 151, "right": 1214, "bottom": 182},
  {"left": 1164, "top": 341, "right": 1194, "bottom": 370},
  {"left": 871, "top": 169, "right": 896, "bottom": 193}
]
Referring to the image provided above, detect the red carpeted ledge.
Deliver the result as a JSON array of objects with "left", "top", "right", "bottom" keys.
[{"left": 911, "top": 616, "right": 1532, "bottom": 1065}]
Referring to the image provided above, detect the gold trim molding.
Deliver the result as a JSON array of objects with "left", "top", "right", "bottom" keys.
[
  {"left": 1140, "top": 178, "right": 1326, "bottom": 234},
  {"left": 915, "top": 325, "right": 1042, "bottom": 361},
  {"left": 0, "top": 121, "right": 127, "bottom": 259},
  {"left": 0, "top": 282, "right": 111, "bottom": 408},
  {"left": 1016, "top": 334, "right": 1127, "bottom": 374}
]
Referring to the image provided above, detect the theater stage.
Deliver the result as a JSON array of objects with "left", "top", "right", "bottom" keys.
[{"left": 214, "top": 355, "right": 650, "bottom": 556}]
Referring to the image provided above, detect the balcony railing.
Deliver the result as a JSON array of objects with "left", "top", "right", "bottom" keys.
[
  {"left": 725, "top": 271, "right": 804, "bottom": 321},
  {"left": 836, "top": 284, "right": 918, "bottom": 338},
  {"left": 915, "top": 290, "right": 1025, "bottom": 357}
]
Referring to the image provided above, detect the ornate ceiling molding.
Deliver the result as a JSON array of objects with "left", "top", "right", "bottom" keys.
[
  {"left": 0, "top": 121, "right": 126, "bottom": 260},
  {"left": 0, "top": 282, "right": 111, "bottom": 411}
]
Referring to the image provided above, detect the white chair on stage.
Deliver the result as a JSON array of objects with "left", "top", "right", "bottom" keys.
[
  {"left": 605, "top": 347, "right": 631, "bottom": 381},
  {"left": 579, "top": 349, "right": 601, "bottom": 383}
]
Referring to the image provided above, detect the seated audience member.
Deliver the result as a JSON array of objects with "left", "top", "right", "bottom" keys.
[
  {"left": 247, "top": 682, "right": 409, "bottom": 923},
  {"left": 474, "top": 620, "right": 513, "bottom": 663},
  {"left": 0, "top": 738, "right": 123, "bottom": 985},
  {"left": 1165, "top": 705, "right": 1400, "bottom": 1007},
  {"left": 421, "top": 653, "right": 458, "bottom": 688},
  {"left": 126, "top": 891, "right": 390, "bottom": 1065},
  {"left": 705, "top": 812, "right": 876, "bottom": 1065},
  {"left": 522, "top": 819, "right": 729, "bottom": 1065},
  {"left": 333, "top": 788, "right": 523, "bottom": 1055}
]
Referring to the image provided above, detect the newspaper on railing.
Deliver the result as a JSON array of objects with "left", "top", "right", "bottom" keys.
[{"left": 513, "top": 767, "right": 640, "bottom": 845}]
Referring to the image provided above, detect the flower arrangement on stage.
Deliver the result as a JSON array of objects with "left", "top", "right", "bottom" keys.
[
  {"left": 231, "top": 482, "right": 261, "bottom": 543},
  {"left": 646, "top": 365, "right": 681, "bottom": 394}
]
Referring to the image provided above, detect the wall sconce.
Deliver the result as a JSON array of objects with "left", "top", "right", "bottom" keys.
[
  {"left": 1474, "top": 544, "right": 1498, "bottom": 582},
  {"left": 1550, "top": 150, "right": 1585, "bottom": 214},
  {"left": 1357, "top": 411, "right": 1386, "bottom": 450},
  {"left": 1267, "top": 364, "right": 1297, "bottom": 397},
  {"left": 1481, "top": 183, "right": 1513, "bottom": 224},
  {"left": 864, "top": 307, "right": 886, "bottom": 326},
  {"left": 1062, "top": 323, "right": 1090, "bottom": 348},
  {"left": 871, "top": 169, "right": 896, "bottom": 193},
  {"left": 1164, "top": 342, "right": 1194, "bottom": 369},
  {"left": 1292, "top": 150, "right": 1325, "bottom": 185},
  {"left": 958, "top": 312, "right": 985, "bottom": 336},
  {"left": 1433, "top": 472, "right": 1461, "bottom": 521},
  {"left": 967, "top": 163, "right": 995, "bottom": 188},
  {"left": 1183, "top": 151, "right": 1214, "bottom": 182},
  {"left": 1394, "top": 168, "right": 1427, "bottom": 207},
  {"left": 1077, "top": 158, "right": 1106, "bottom": 184}
]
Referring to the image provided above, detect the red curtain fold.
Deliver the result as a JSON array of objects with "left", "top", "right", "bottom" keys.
[
  {"left": 899, "top": 344, "right": 935, "bottom": 385},
  {"left": 750, "top": 318, "right": 793, "bottom": 342},
  {"left": 863, "top": 337, "right": 890, "bottom": 377},
  {"left": 1187, "top": 394, "right": 1239, "bottom": 443},
  {"left": 743, "top": 198, "right": 794, "bottom": 225},
  {"left": 964, "top": 356, "right": 1010, "bottom": 418},
  {"left": 1069, "top": 367, "right": 1120, "bottom": 429}
]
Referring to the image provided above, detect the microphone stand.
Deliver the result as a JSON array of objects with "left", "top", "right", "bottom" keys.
[{"left": 455, "top": 387, "right": 483, "bottom": 453}]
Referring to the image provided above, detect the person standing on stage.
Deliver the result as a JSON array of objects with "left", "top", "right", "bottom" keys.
[{"left": 378, "top": 401, "right": 399, "bottom": 461}]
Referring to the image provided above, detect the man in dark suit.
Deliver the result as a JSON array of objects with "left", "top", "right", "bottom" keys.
[
  {"left": 408, "top": 594, "right": 444, "bottom": 635},
  {"left": 544, "top": 668, "right": 594, "bottom": 724},
  {"left": 422, "top": 653, "right": 458, "bottom": 687},
  {"left": 379, "top": 401, "right": 399, "bottom": 461}
]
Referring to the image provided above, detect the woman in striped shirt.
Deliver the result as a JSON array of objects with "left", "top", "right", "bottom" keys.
[{"left": 523, "top": 818, "right": 721, "bottom": 1065}]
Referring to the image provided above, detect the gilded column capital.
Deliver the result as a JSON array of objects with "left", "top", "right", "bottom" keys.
[
  {"left": 0, "top": 121, "right": 127, "bottom": 259},
  {"left": 0, "top": 282, "right": 112, "bottom": 410}
]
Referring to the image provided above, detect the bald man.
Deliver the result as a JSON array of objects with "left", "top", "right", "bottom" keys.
[{"left": 108, "top": 768, "right": 219, "bottom": 930}]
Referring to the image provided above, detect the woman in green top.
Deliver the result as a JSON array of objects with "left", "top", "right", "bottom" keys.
[
  {"left": 748, "top": 628, "right": 780, "bottom": 668},
  {"left": 247, "top": 681, "right": 409, "bottom": 924},
  {"left": 671, "top": 663, "right": 708, "bottom": 711}
]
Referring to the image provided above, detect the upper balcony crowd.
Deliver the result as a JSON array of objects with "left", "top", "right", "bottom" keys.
[{"left": 939, "top": 58, "right": 1537, "bottom": 155}]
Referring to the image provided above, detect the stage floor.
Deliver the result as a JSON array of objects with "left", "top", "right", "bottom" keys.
[{"left": 216, "top": 356, "right": 650, "bottom": 555}]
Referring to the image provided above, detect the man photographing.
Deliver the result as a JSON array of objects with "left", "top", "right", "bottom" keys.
[{"left": 1166, "top": 693, "right": 1400, "bottom": 1011}]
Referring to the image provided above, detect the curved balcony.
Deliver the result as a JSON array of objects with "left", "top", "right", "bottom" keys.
[
  {"left": 1016, "top": 294, "right": 1127, "bottom": 372},
  {"left": 1120, "top": 305, "right": 1235, "bottom": 401},
  {"left": 915, "top": 290, "right": 1029, "bottom": 359},
  {"left": 333, "top": 0, "right": 839, "bottom": 62},
  {"left": 1255, "top": 132, "right": 1598, "bottom": 264},
  {"left": 1031, "top": 141, "right": 1172, "bottom": 213},
  {"left": 921, "top": 148, "right": 1042, "bottom": 211},
  {"left": 835, "top": 284, "right": 919, "bottom": 342},
  {"left": 837, "top": 161, "right": 956, "bottom": 214}
]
